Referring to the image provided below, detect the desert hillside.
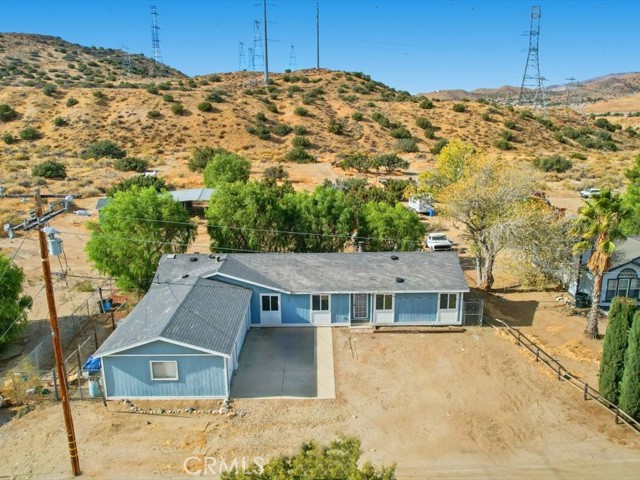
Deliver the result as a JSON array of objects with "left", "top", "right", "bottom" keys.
[{"left": 1, "top": 33, "right": 639, "bottom": 226}]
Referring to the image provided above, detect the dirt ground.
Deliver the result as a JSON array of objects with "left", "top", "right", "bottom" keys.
[{"left": 1, "top": 328, "right": 638, "bottom": 479}]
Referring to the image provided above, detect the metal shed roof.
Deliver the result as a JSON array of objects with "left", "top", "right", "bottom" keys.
[{"left": 169, "top": 188, "right": 215, "bottom": 203}]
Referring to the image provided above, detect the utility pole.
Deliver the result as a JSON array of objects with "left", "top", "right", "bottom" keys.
[
  {"left": 35, "top": 189, "right": 80, "bottom": 476},
  {"left": 263, "top": 0, "right": 269, "bottom": 85},
  {"left": 316, "top": 1, "right": 320, "bottom": 69}
]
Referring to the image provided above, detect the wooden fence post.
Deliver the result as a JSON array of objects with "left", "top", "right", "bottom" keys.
[
  {"left": 52, "top": 368, "right": 59, "bottom": 401},
  {"left": 584, "top": 383, "right": 588, "bottom": 401},
  {"left": 110, "top": 311, "right": 115, "bottom": 330},
  {"left": 93, "top": 330, "right": 98, "bottom": 350},
  {"left": 615, "top": 406, "right": 620, "bottom": 424},
  {"left": 535, "top": 348, "right": 540, "bottom": 362},
  {"left": 76, "top": 348, "right": 83, "bottom": 401}
]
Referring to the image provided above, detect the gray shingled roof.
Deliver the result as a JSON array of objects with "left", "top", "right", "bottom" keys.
[
  {"left": 215, "top": 251, "right": 469, "bottom": 293},
  {"left": 611, "top": 236, "right": 640, "bottom": 270},
  {"left": 169, "top": 188, "right": 215, "bottom": 203},
  {"left": 94, "top": 277, "right": 251, "bottom": 357}
]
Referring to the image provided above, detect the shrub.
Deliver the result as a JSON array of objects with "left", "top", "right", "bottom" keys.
[
  {"left": 504, "top": 119, "right": 517, "bottom": 129},
  {"left": 570, "top": 152, "right": 587, "bottom": 160},
  {"left": 327, "top": 118, "right": 344, "bottom": 135},
  {"left": 532, "top": 155, "right": 572, "bottom": 173},
  {"left": 594, "top": 117, "right": 617, "bottom": 132},
  {"left": 145, "top": 85, "right": 159, "bottom": 95},
  {"left": 272, "top": 123, "right": 293, "bottom": 137},
  {"left": 481, "top": 112, "right": 491, "bottom": 121},
  {"left": 293, "top": 125, "right": 308, "bottom": 135},
  {"left": 294, "top": 106, "right": 309, "bottom": 117},
  {"left": 519, "top": 109, "right": 534, "bottom": 119},
  {"left": 80, "top": 140, "right": 126, "bottom": 159},
  {"left": 19, "top": 127, "right": 41, "bottom": 141},
  {"left": 197, "top": 101, "right": 213, "bottom": 112},
  {"left": 599, "top": 298, "right": 636, "bottom": 403},
  {"left": 93, "top": 90, "right": 104, "bottom": 100},
  {"left": 538, "top": 117, "right": 556, "bottom": 130},
  {"left": 292, "top": 135, "right": 310, "bottom": 148},
  {"left": 171, "top": 103, "right": 185, "bottom": 115},
  {"left": 390, "top": 127, "right": 412, "bottom": 139},
  {"left": 266, "top": 103, "right": 279, "bottom": 113},
  {"left": 2, "top": 132, "right": 15, "bottom": 144},
  {"left": 452, "top": 103, "right": 466, "bottom": 113},
  {"left": 114, "top": 157, "right": 149, "bottom": 173},
  {"left": 66, "top": 97, "right": 79, "bottom": 107},
  {"left": 500, "top": 130, "right": 515, "bottom": 141},
  {"left": 0, "top": 104, "right": 18, "bottom": 122},
  {"left": 415, "top": 117, "right": 432, "bottom": 129},
  {"left": 162, "top": 93, "right": 174, "bottom": 102},
  {"left": 419, "top": 98, "right": 434, "bottom": 109},
  {"left": 285, "top": 146, "right": 316, "bottom": 163},
  {"left": 553, "top": 131, "right": 566, "bottom": 144},
  {"left": 423, "top": 127, "right": 436, "bottom": 139},
  {"left": 205, "top": 91, "right": 224, "bottom": 103},
  {"left": 351, "top": 112, "right": 364, "bottom": 121},
  {"left": 32, "top": 160, "right": 66, "bottom": 179},
  {"left": 372, "top": 153, "right": 410, "bottom": 172},
  {"left": 619, "top": 312, "right": 640, "bottom": 420},
  {"left": 494, "top": 138, "right": 513, "bottom": 150},
  {"left": 147, "top": 109, "right": 161, "bottom": 119},
  {"left": 255, "top": 112, "right": 268, "bottom": 123},
  {"left": 107, "top": 176, "right": 171, "bottom": 196},
  {"left": 42, "top": 83, "right": 57, "bottom": 97},
  {"left": 246, "top": 123, "right": 271, "bottom": 140},
  {"left": 53, "top": 117, "right": 68, "bottom": 127},
  {"left": 430, "top": 138, "right": 448, "bottom": 154},
  {"left": 394, "top": 138, "right": 418, "bottom": 153},
  {"left": 188, "top": 146, "right": 230, "bottom": 172},
  {"left": 263, "top": 165, "right": 289, "bottom": 184},
  {"left": 626, "top": 126, "right": 637, "bottom": 137}
]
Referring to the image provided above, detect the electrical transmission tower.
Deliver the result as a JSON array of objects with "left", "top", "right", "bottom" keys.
[
  {"left": 238, "top": 42, "right": 246, "bottom": 71},
  {"left": 565, "top": 76, "right": 583, "bottom": 108},
  {"left": 252, "top": 20, "right": 264, "bottom": 75},
  {"left": 288, "top": 45, "right": 297, "bottom": 71},
  {"left": 121, "top": 44, "right": 132, "bottom": 76},
  {"left": 518, "top": 5, "right": 545, "bottom": 110},
  {"left": 150, "top": 5, "right": 163, "bottom": 77}
]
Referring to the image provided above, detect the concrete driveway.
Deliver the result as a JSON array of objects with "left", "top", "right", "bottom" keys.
[{"left": 231, "top": 327, "right": 335, "bottom": 399}]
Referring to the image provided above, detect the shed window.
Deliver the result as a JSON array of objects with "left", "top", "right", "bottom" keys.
[
  {"left": 150, "top": 361, "right": 178, "bottom": 381},
  {"left": 439, "top": 293, "right": 457, "bottom": 310},
  {"left": 261, "top": 295, "right": 279, "bottom": 312},
  {"left": 605, "top": 269, "right": 640, "bottom": 301},
  {"left": 312, "top": 294, "right": 330, "bottom": 311},
  {"left": 375, "top": 294, "right": 393, "bottom": 311}
]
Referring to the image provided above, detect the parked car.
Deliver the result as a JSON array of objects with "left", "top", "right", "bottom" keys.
[
  {"left": 408, "top": 196, "right": 435, "bottom": 216},
  {"left": 425, "top": 232, "right": 453, "bottom": 251},
  {"left": 580, "top": 187, "right": 601, "bottom": 198}
]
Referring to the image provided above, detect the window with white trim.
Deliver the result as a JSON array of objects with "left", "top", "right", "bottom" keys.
[
  {"left": 312, "top": 294, "right": 330, "bottom": 311},
  {"left": 150, "top": 361, "right": 178, "bottom": 381},
  {"left": 605, "top": 269, "right": 640, "bottom": 301},
  {"left": 375, "top": 294, "right": 393, "bottom": 311},
  {"left": 439, "top": 293, "right": 457, "bottom": 310},
  {"left": 261, "top": 295, "right": 280, "bottom": 312}
]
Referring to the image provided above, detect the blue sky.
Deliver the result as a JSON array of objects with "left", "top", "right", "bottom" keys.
[{"left": 1, "top": 0, "right": 638, "bottom": 93}]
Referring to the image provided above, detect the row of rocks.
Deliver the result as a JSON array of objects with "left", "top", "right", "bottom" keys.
[{"left": 122, "top": 399, "right": 237, "bottom": 417}]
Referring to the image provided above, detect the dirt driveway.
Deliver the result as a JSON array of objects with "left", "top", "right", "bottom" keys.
[{"left": 1, "top": 327, "right": 638, "bottom": 479}]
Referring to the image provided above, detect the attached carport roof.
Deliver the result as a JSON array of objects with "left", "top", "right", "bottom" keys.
[{"left": 94, "top": 277, "right": 251, "bottom": 358}]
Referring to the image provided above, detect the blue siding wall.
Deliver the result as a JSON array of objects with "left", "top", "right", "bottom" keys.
[
  {"left": 282, "top": 294, "right": 311, "bottom": 324},
  {"left": 332, "top": 294, "right": 350, "bottom": 323},
  {"left": 395, "top": 293, "right": 438, "bottom": 323},
  {"left": 103, "top": 354, "right": 226, "bottom": 398},
  {"left": 111, "top": 340, "right": 204, "bottom": 356},
  {"left": 213, "top": 276, "right": 279, "bottom": 324}
]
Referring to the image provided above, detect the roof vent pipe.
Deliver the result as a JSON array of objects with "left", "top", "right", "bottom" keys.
[{"left": 357, "top": 241, "right": 364, "bottom": 253}]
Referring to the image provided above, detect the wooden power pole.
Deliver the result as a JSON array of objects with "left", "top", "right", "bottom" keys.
[{"left": 35, "top": 189, "right": 81, "bottom": 476}]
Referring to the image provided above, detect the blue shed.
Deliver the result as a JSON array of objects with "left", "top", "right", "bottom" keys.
[{"left": 94, "top": 276, "right": 251, "bottom": 399}]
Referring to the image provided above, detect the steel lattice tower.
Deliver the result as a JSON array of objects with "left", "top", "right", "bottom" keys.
[
  {"left": 518, "top": 6, "right": 545, "bottom": 109},
  {"left": 121, "top": 44, "right": 132, "bottom": 76},
  {"left": 252, "top": 21, "right": 264, "bottom": 73},
  {"left": 150, "top": 5, "right": 163, "bottom": 76},
  {"left": 238, "top": 42, "right": 246, "bottom": 71},
  {"left": 288, "top": 45, "right": 297, "bottom": 71}
]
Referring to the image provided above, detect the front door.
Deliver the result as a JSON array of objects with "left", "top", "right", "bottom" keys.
[
  {"left": 438, "top": 293, "right": 458, "bottom": 323},
  {"left": 311, "top": 294, "right": 331, "bottom": 325},
  {"left": 352, "top": 294, "right": 370, "bottom": 323},
  {"left": 260, "top": 294, "right": 281, "bottom": 325}
]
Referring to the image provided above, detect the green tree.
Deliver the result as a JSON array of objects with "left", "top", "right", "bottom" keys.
[
  {"left": 32, "top": 160, "right": 66, "bottom": 179},
  {"left": 619, "top": 312, "right": 640, "bottom": 420},
  {"left": 599, "top": 297, "right": 636, "bottom": 403},
  {"left": 621, "top": 153, "right": 640, "bottom": 234},
  {"left": 203, "top": 153, "right": 251, "bottom": 187},
  {"left": 372, "top": 153, "right": 409, "bottom": 173},
  {"left": 417, "top": 138, "right": 476, "bottom": 198},
  {"left": 80, "top": 140, "right": 126, "bottom": 160},
  {"left": 188, "top": 146, "right": 230, "bottom": 172},
  {"left": 0, "top": 254, "right": 32, "bottom": 349},
  {"left": 86, "top": 186, "right": 195, "bottom": 292},
  {"left": 107, "top": 176, "right": 171, "bottom": 197},
  {"left": 262, "top": 165, "right": 289, "bottom": 186},
  {"left": 571, "top": 190, "right": 629, "bottom": 337},
  {"left": 337, "top": 152, "right": 373, "bottom": 173},
  {"left": 206, "top": 181, "right": 291, "bottom": 252},
  {"left": 220, "top": 436, "right": 395, "bottom": 480},
  {"left": 360, "top": 202, "right": 425, "bottom": 251},
  {"left": 19, "top": 127, "right": 41, "bottom": 141},
  {"left": 113, "top": 157, "right": 149, "bottom": 173}
]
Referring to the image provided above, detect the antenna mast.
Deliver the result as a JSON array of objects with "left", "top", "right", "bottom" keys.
[
  {"left": 150, "top": 5, "right": 163, "bottom": 77},
  {"left": 518, "top": 5, "right": 545, "bottom": 110},
  {"left": 238, "top": 42, "right": 246, "bottom": 71},
  {"left": 288, "top": 45, "right": 297, "bottom": 71},
  {"left": 263, "top": 0, "right": 269, "bottom": 85},
  {"left": 316, "top": 2, "right": 320, "bottom": 69}
]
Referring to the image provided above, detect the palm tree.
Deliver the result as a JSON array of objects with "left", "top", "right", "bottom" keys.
[{"left": 571, "top": 190, "right": 629, "bottom": 338}]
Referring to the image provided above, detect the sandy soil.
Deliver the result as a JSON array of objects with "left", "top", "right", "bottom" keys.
[{"left": 1, "top": 328, "right": 638, "bottom": 479}]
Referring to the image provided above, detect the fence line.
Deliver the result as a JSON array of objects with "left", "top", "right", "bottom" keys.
[{"left": 489, "top": 317, "right": 640, "bottom": 435}]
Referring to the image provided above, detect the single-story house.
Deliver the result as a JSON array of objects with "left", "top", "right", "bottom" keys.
[
  {"left": 95, "top": 188, "right": 214, "bottom": 217},
  {"left": 568, "top": 236, "right": 640, "bottom": 309},
  {"left": 94, "top": 251, "right": 469, "bottom": 399}
]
